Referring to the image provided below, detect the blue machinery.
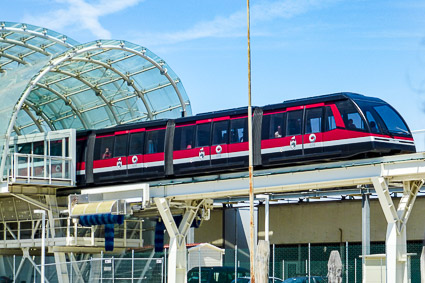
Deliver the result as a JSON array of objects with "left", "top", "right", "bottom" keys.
[{"left": 1, "top": 128, "right": 424, "bottom": 282}]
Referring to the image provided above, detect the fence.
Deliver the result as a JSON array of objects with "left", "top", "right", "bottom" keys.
[
  {"left": 1, "top": 241, "right": 423, "bottom": 282},
  {"left": 181, "top": 241, "right": 423, "bottom": 283}
]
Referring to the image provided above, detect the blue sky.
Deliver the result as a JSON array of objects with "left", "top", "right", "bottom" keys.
[{"left": 1, "top": 0, "right": 425, "bottom": 134}]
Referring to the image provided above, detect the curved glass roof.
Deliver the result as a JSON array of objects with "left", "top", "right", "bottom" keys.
[{"left": 0, "top": 22, "right": 191, "bottom": 177}]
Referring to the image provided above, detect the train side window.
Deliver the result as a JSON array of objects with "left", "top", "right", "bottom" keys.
[
  {"left": 33, "top": 141, "right": 44, "bottom": 155},
  {"left": 325, "top": 107, "right": 337, "bottom": 131},
  {"left": 213, "top": 121, "right": 229, "bottom": 145},
  {"left": 305, "top": 108, "right": 323, "bottom": 134},
  {"left": 114, "top": 135, "right": 128, "bottom": 157},
  {"left": 196, "top": 123, "right": 211, "bottom": 147},
  {"left": 262, "top": 113, "right": 285, "bottom": 139},
  {"left": 50, "top": 141, "right": 63, "bottom": 156},
  {"left": 335, "top": 100, "right": 366, "bottom": 130},
  {"left": 365, "top": 111, "right": 381, "bottom": 133},
  {"left": 76, "top": 140, "right": 86, "bottom": 163},
  {"left": 230, "top": 118, "right": 247, "bottom": 143},
  {"left": 94, "top": 136, "right": 114, "bottom": 160},
  {"left": 18, "top": 144, "right": 31, "bottom": 154},
  {"left": 287, "top": 110, "right": 303, "bottom": 136},
  {"left": 145, "top": 129, "right": 165, "bottom": 154},
  {"left": 129, "top": 132, "right": 144, "bottom": 155},
  {"left": 174, "top": 125, "right": 195, "bottom": 150}
]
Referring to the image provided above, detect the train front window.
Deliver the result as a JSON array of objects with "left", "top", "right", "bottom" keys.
[
  {"left": 373, "top": 104, "right": 410, "bottom": 135},
  {"left": 335, "top": 100, "right": 366, "bottom": 130},
  {"left": 355, "top": 100, "right": 410, "bottom": 136}
]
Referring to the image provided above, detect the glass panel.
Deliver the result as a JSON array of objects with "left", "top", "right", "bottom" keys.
[
  {"left": 230, "top": 118, "right": 247, "bottom": 143},
  {"left": 129, "top": 132, "right": 144, "bottom": 155},
  {"left": 33, "top": 141, "right": 44, "bottom": 155},
  {"left": 196, "top": 123, "right": 211, "bottom": 147},
  {"left": 365, "top": 111, "right": 381, "bottom": 133},
  {"left": 50, "top": 140, "right": 63, "bottom": 156},
  {"left": 76, "top": 140, "right": 86, "bottom": 163},
  {"left": 335, "top": 100, "right": 366, "bottom": 130},
  {"left": 287, "top": 110, "right": 303, "bottom": 136},
  {"left": 373, "top": 105, "right": 410, "bottom": 135},
  {"left": 212, "top": 121, "right": 229, "bottom": 145},
  {"left": 325, "top": 106, "right": 336, "bottom": 131},
  {"left": 95, "top": 136, "right": 114, "bottom": 160},
  {"left": 174, "top": 125, "right": 195, "bottom": 150},
  {"left": 145, "top": 130, "right": 165, "bottom": 154},
  {"left": 262, "top": 113, "right": 285, "bottom": 139},
  {"left": 305, "top": 108, "right": 323, "bottom": 134},
  {"left": 114, "top": 135, "right": 128, "bottom": 157}
]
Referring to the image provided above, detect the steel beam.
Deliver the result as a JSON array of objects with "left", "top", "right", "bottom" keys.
[
  {"left": 372, "top": 177, "right": 423, "bottom": 283},
  {"left": 154, "top": 198, "right": 210, "bottom": 283}
]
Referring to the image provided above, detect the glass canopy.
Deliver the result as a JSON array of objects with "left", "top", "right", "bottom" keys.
[{"left": 0, "top": 22, "right": 192, "bottom": 178}]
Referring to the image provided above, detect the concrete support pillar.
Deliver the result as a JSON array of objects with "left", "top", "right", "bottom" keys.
[
  {"left": 46, "top": 195, "right": 70, "bottom": 283},
  {"left": 372, "top": 177, "right": 423, "bottom": 283},
  {"left": 361, "top": 189, "right": 370, "bottom": 260},
  {"left": 154, "top": 198, "right": 209, "bottom": 283}
]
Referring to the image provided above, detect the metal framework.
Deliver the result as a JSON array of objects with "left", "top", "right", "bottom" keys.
[{"left": 0, "top": 22, "right": 192, "bottom": 183}]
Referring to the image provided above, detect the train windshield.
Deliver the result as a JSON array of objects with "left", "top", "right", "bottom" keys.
[{"left": 355, "top": 100, "right": 411, "bottom": 136}]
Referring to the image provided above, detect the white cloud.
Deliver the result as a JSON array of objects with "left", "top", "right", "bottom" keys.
[
  {"left": 136, "top": 0, "right": 339, "bottom": 46},
  {"left": 22, "top": 0, "right": 144, "bottom": 39}
]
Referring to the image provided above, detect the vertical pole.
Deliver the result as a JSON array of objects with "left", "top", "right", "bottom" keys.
[
  {"left": 354, "top": 258, "right": 357, "bottom": 283},
  {"left": 308, "top": 243, "right": 311, "bottom": 283},
  {"left": 247, "top": 0, "right": 255, "bottom": 281},
  {"left": 132, "top": 250, "right": 134, "bottom": 283},
  {"left": 13, "top": 255, "right": 15, "bottom": 282},
  {"left": 235, "top": 245, "right": 238, "bottom": 283},
  {"left": 282, "top": 260, "right": 285, "bottom": 280},
  {"left": 164, "top": 248, "right": 167, "bottom": 282},
  {"left": 34, "top": 210, "right": 45, "bottom": 283},
  {"left": 346, "top": 241, "right": 348, "bottom": 283},
  {"left": 70, "top": 252, "right": 73, "bottom": 283},
  {"left": 112, "top": 256, "right": 115, "bottom": 283},
  {"left": 100, "top": 250, "right": 103, "bottom": 283},
  {"left": 273, "top": 244, "right": 275, "bottom": 283},
  {"left": 362, "top": 190, "right": 370, "bottom": 265},
  {"left": 265, "top": 196, "right": 269, "bottom": 242},
  {"left": 199, "top": 248, "right": 201, "bottom": 283}
]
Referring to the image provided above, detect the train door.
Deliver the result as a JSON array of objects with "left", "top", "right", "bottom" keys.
[
  {"left": 211, "top": 118, "right": 229, "bottom": 168},
  {"left": 303, "top": 106, "right": 324, "bottom": 156},
  {"left": 93, "top": 134, "right": 115, "bottom": 183},
  {"left": 193, "top": 121, "right": 212, "bottom": 170},
  {"left": 260, "top": 110, "right": 286, "bottom": 165},
  {"left": 173, "top": 124, "right": 197, "bottom": 174},
  {"left": 127, "top": 130, "right": 145, "bottom": 180},
  {"left": 285, "top": 108, "right": 304, "bottom": 158},
  {"left": 228, "top": 117, "right": 249, "bottom": 167},
  {"left": 143, "top": 128, "right": 166, "bottom": 178},
  {"left": 112, "top": 132, "right": 129, "bottom": 179}
]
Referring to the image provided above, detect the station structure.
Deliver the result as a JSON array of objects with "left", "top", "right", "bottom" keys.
[{"left": 0, "top": 21, "right": 424, "bottom": 283}]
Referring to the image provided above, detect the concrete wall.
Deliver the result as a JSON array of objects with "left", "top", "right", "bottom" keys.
[{"left": 195, "top": 197, "right": 425, "bottom": 246}]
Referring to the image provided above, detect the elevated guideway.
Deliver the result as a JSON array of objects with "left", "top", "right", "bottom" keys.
[{"left": 84, "top": 152, "right": 425, "bottom": 283}]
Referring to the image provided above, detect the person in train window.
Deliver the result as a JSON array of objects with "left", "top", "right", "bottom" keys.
[
  {"left": 348, "top": 119, "right": 357, "bottom": 129},
  {"left": 275, "top": 126, "right": 282, "bottom": 138},
  {"left": 102, "top": 147, "right": 111, "bottom": 159},
  {"left": 370, "top": 121, "right": 378, "bottom": 133},
  {"left": 186, "top": 144, "right": 192, "bottom": 149}
]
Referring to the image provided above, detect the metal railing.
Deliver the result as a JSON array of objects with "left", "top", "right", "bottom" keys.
[{"left": 7, "top": 152, "right": 74, "bottom": 186}]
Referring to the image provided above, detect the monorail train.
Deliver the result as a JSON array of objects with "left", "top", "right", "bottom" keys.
[{"left": 55, "top": 92, "right": 417, "bottom": 186}]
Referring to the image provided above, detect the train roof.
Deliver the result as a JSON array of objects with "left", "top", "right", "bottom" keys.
[
  {"left": 262, "top": 92, "right": 385, "bottom": 111},
  {"left": 81, "top": 92, "right": 388, "bottom": 133}
]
